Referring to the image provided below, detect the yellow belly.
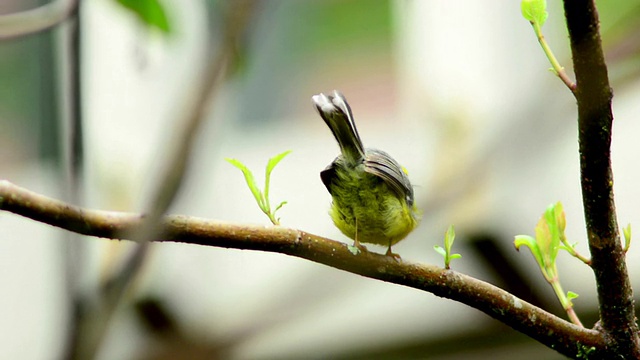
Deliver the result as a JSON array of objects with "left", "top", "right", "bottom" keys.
[{"left": 327, "top": 169, "right": 418, "bottom": 246}]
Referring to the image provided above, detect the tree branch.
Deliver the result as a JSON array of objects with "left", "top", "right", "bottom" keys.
[
  {"left": 0, "top": 180, "right": 605, "bottom": 358},
  {"left": 0, "top": 0, "right": 78, "bottom": 40},
  {"left": 63, "top": 2, "right": 260, "bottom": 358},
  {"left": 562, "top": 1, "right": 639, "bottom": 357}
]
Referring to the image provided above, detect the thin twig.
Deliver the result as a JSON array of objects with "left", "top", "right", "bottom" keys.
[
  {"left": 531, "top": 21, "right": 577, "bottom": 92},
  {"left": 0, "top": 180, "right": 607, "bottom": 358}
]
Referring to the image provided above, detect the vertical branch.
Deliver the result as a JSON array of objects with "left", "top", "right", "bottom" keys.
[
  {"left": 68, "top": 6, "right": 84, "bottom": 184},
  {"left": 58, "top": 4, "right": 87, "bottom": 360},
  {"left": 69, "top": 2, "right": 260, "bottom": 359},
  {"left": 562, "top": 1, "right": 639, "bottom": 357}
]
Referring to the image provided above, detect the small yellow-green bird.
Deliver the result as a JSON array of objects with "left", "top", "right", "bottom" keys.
[{"left": 312, "top": 90, "right": 420, "bottom": 257}]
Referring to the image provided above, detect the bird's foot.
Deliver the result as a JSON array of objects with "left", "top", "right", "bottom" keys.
[
  {"left": 348, "top": 240, "right": 369, "bottom": 255},
  {"left": 385, "top": 247, "right": 402, "bottom": 262}
]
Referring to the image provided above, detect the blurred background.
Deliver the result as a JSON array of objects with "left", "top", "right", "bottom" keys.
[{"left": 2, "top": 0, "right": 640, "bottom": 359}]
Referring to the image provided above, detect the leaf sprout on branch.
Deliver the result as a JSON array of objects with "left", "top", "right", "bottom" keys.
[
  {"left": 514, "top": 202, "right": 584, "bottom": 326},
  {"left": 521, "top": 0, "right": 576, "bottom": 92},
  {"left": 226, "top": 150, "right": 291, "bottom": 225},
  {"left": 434, "top": 225, "right": 462, "bottom": 270}
]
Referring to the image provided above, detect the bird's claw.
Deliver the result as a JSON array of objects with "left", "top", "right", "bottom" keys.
[{"left": 385, "top": 247, "right": 402, "bottom": 262}]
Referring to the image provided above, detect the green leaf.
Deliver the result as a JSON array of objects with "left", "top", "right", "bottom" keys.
[
  {"left": 450, "top": 254, "right": 462, "bottom": 260},
  {"left": 623, "top": 223, "right": 632, "bottom": 252},
  {"left": 116, "top": 0, "right": 171, "bottom": 33},
  {"left": 536, "top": 221, "right": 553, "bottom": 268},
  {"left": 543, "top": 203, "right": 561, "bottom": 264},
  {"left": 264, "top": 150, "right": 292, "bottom": 205},
  {"left": 567, "top": 291, "right": 579, "bottom": 301},
  {"left": 624, "top": 223, "right": 632, "bottom": 241},
  {"left": 444, "top": 225, "right": 455, "bottom": 250},
  {"left": 514, "top": 235, "right": 536, "bottom": 251},
  {"left": 266, "top": 150, "right": 292, "bottom": 174},
  {"left": 514, "top": 235, "right": 544, "bottom": 269},
  {"left": 521, "top": 0, "right": 548, "bottom": 26},
  {"left": 433, "top": 245, "right": 446, "bottom": 258},
  {"left": 274, "top": 201, "right": 287, "bottom": 213},
  {"left": 554, "top": 201, "right": 566, "bottom": 232},
  {"left": 225, "top": 158, "right": 266, "bottom": 211}
]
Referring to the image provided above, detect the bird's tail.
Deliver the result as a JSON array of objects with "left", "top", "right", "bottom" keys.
[{"left": 312, "top": 91, "right": 365, "bottom": 165}]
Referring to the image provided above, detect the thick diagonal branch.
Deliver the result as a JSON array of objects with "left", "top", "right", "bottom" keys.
[{"left": 0, "top": 180, "right": 605, "bottom": 358}]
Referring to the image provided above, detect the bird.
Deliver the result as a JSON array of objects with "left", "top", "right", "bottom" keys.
[{"left": 311, "top": 90, "right": 420, "bottom": 258}]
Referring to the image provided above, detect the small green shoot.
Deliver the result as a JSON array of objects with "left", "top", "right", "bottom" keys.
[
  {"left": 226, "top": 150, "right": 291, "bottom": 225},
  {"left": 555, "top": 205, "right": 591, "bottom": 266},
  {"left": 434, "top": 225, "right": 461, "bottom": 270},
  {"left": 623, "top": 224, "right": 632, "bottom": 253},
  {"left": 567, "top": 291, "right": 579, "bottom": 305},
  {"left": 521, "top": 0, "right": 576, "bottom": 91},
  {"left": 514, "top": 202, "right": 583, "bottom": 326}
]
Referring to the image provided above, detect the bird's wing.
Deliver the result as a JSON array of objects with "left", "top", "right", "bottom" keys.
[
  {"left": 364, "top": 149, "right": 414, "bottom": 205},
  {"left": 320, "top": 161, "right": 338, "bottom": 194}
]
